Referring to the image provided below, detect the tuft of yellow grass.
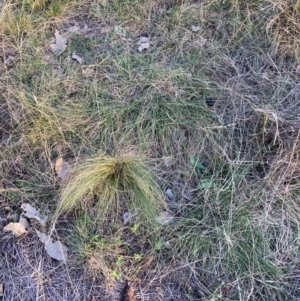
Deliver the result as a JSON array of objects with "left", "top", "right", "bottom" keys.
[{"left": 56, "top": 151, "right": 165, "bottom": 224}]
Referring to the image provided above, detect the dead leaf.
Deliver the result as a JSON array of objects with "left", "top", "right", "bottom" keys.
[
  {"left": 19, "top": 215, "right": 30, "bottom": 229},
  {"left": 3, "top": 222, "right": 27, "bottom": 237},
  {"left": 123, "top": 210, "right": 136, "bottom": 224},
  {"left": 125, "top": 282, "right": 136, "bottom": 301},
  {"left": 50, "top": 30, "right": 67, "bottom": 56},
  {"left": 138, "top": 42, "right": 149, "bottom": 52},
  {"left": 138, "top": 37, "right": 150, "bottom": 44},
  {"left": 164, "top": 241, "right": 172, "bottom": 249},
  {"left": 191, "top": 25, "right": 200, "bottom": 32},
  {"left": 114, "top": 25, "right": 126, "bottom": 37},
  {"left": 166, "top": 188, "right": 175, "bottom": 201},
  {"left": 55, "top": 157, "right": 70, "bottom": 180},
  {"left": 156, "top": 211, "right": 174, "bottom": 225},
  {"left": 82, "top": 67, "right": 94, "bottom": 77},
  {"left": 0, "top": 283, "right": 3, "bottom": 297},
  {"left": 5, "top": 56, "right": 14, "bottom": 66},
  {"left": 137, "top": 37, "right": 150, "bottom": 52},
  {"left": 21, "top": 203, "right": 47, "bottom": 226},
  {"left": 71, "top": 52, "right": 83, "bottom": 64},
  {"left": 36, "top": 230, "right": 68, "bottom": 261}
]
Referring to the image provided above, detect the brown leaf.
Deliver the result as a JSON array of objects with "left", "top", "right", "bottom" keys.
[
  {"left": 125, "top": 283, "right": 136, "bottom": 301},
  {"left": 36, "top": 230, "right": 68, "bottom": 261},
  {"left": 0, "top": 283, "right": 3, "bottom": 297},
  {"left": 21, "top": 203, "right": 47, "bottom": 226},
  {"left": 3, "top": 222, "right": 27, "bottom": 237},
  {"left": 50, "top": 30, "right": 67, "bottom": 56},
  {"left": 55, "top": 157, "right": 70, "bottom": 180}
]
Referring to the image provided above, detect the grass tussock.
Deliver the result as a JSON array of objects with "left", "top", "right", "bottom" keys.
[{"left": 57, "top": 152, "right": 165, "bottom": 224}]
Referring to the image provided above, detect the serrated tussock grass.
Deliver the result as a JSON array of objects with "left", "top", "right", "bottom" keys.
[{"left": 56, "top": 152, "right": 165, "bottom": 224}]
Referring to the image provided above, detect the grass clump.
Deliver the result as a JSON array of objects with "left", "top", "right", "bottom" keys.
[{"left": 56, "top": 151, "right": 165, "bottom": 224}]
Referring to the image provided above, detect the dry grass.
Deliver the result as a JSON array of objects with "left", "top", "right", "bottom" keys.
[{"left": 1, "top": 0, "right": 300, "bottom": 300}]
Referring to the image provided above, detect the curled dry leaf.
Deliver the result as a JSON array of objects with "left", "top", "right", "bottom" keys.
[
  {"left": 125, "top": 282, "right": 136, "bottom": 301},
  {"left": 3, "top": 222, "right": 27, "bottom": 237},
  {"left": 50, "top": 30, "right": 67, "bottom": 56},
  {"left": 21, "top": 203, "right": 47, "bottom": 226},
  {"left": 5, "top": 56, "right": 14, "bottom": 66},
  {"left": 166, "top": 188, "right": 175, "bottom": 201},
  {"left": 71, "top": 52, "right": 83, "bottom": 64},
  {"left": 36, "top": 230, "right": 68, "bottom": 261},
  {"left": 19, "top": 215, "right": 30, "bottom": 229},
  {"left": 55, "top": 157, "right": 70, "bottom": 180},
  {"left": 156, "top": 211, "right": 174, "bottom": 225},
  {"left": 191, "top": 25, "right": 200, "bottom": 32},
  {"left": 137, "top": 37, "right": 150, "bottom": 52},
  {"left": 123, "top": 210, "right": 137, "bottom": 224}
]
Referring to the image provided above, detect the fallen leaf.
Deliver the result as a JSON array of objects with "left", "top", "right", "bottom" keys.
[
  {"left": 19, "top": 215, "right": 30, "bottom": 229},
  {"left": 3, "top": 222, "right": 27, "bottom": 237},
  {"left": 164, "top": 241, "right": 172, "bottom": 249},
  {"left": 138, "top": 37, "right": 150, "bottom": 44},
  {"left": 50, "top": 30, "right": 67, "bottom": 56},
  {"left": 262, "top": 72, "right": 269, "bottom": 79},
  {"left": 114, "top": 25, "right": 126, "bottom": 37},
  {"left": 5, "top": 56, "right": 14, "bottom": 66},
  {"left": 163, "top": 157, "right": 172, "bottom": 167},
  {"left": 36, "top": 230, "right": 68, "bottom": 261},
  {"left": 138, "top": 43, "right": 149, "bottom": 52},
  {"left": 82, "top": 67, "right": 94, "bottom": 77},
  {"left": 125, "top": 282, "right": 136, "bottom": 301},
  {"left": 55, "top": 157, "right": 70, "bottom": 180},
  {"left": 21, "top": 203, "right": 47, "bottom": 226},
  {"left": 0, "top": 283, "right": 3, "bottom": 297},
  {"left": 166, "top": 188, "right": 175, "bottom": 201},
  {"left": 156, "top": 211, "right": 174, "bottom": 225},
  {"left": 71, "top": 52, "right": 83, "bottom": 64},
  {"left": 137, "top": 37, "right": 150, "bottom": 52},
  {"left": 123, "top": 210, "right": 136, "bottom": 224},
  {"left": 191, "top": 25, "right": 200, "bottom": 32}
]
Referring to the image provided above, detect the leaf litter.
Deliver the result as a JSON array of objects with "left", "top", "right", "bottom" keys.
[
  {"left": 191, "top": 25, "right": 200, "bottom": 32},
  {"left": 19, "top": 215, "right": 30, "bottom": 229},
  {"left": 21, "top": 203, "right": 48, "bottom": 226},
  {"left": 137, "top": 37, "right": 150, "bottom": 52},
  {"left": 55, "top": 157, "right": 70, "bottom": 180},
  {"left": 50, "top": 30, "right": 68, "bottom": 56},
  {"left": 71, "top": 52, "right": 83, "bottom": 64},
  {"left": 36, "top": 230, "right": 68, "bottom": 261},
  {"left": 3, "top": 222, "right": 27, "bottom": 237},
  {"left": 123, "top": 210, "right": 137, "bottom": 224}
]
